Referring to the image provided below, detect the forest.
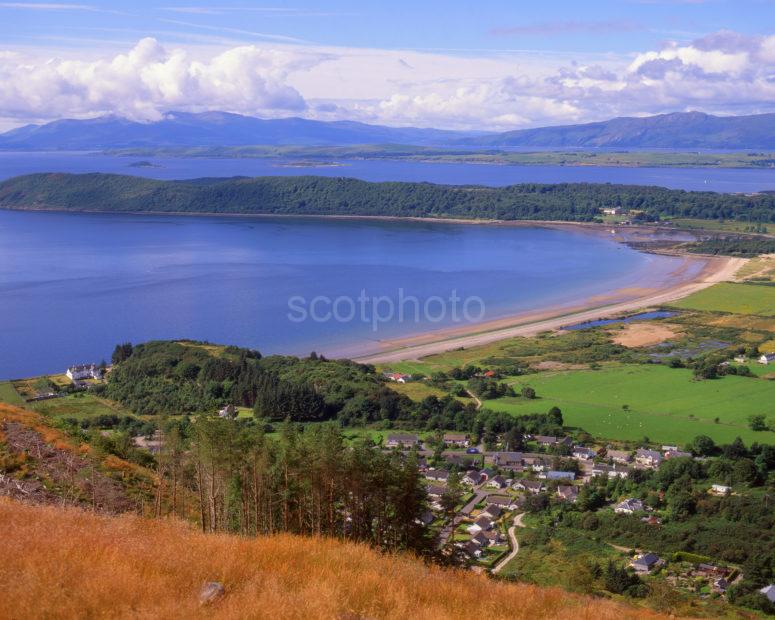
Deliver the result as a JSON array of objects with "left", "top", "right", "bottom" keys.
[
  {"left": 102, "top": 340, "right": 564, "bottom": 438},
  {"left": 2, "top": 172, "right": 775, "bottom": 222}
]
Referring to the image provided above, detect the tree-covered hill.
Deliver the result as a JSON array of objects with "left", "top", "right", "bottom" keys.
[{"left": 1, "top": 172, "right": 774, "bottom": 222}]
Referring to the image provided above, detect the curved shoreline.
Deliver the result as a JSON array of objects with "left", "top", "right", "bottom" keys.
[{"left": 353, "top": 255, "right": 744, "bottom": 365}]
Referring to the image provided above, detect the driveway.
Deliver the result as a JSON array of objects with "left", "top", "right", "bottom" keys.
[{"left": 491, "top": 512, "right": 526, "bottom": 575}]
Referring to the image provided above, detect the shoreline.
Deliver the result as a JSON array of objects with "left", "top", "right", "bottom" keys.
[{"left": 352, "top": 255, "right": 744, "bottom": 365}]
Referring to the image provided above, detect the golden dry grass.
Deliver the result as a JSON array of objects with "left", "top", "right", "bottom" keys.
[
  {"left": 0, "top": 500, "right": 669, "bottom": 620},
  {"left": 610, "top": 323, "right": 680, "bottom": 348}
]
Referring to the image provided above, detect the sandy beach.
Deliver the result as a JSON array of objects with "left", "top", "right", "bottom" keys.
[{"left": 354, "top": 255, "right": 745, "bottom": 365}]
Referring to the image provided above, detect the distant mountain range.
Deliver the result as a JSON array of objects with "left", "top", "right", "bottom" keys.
[
  {"left": 0, "top": 111, "right": 482, "bottom": 150},
  {"left": 0, "top": 110, "right": 772, "bottom": 150},
  {"left": 463, "top": 111, "right": 775, "bottom": 150}
]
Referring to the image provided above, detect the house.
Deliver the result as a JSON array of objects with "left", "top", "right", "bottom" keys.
[
  {"left": 487, "top": 495, "right": 520, "bottom": 510},
  {"left": 476, "top": 468, "right": 494, "bottom": 482},
  {"left": 664, "top": 449, "right": 692, "bottom": 460},
  {"left": 734, "top": 355, "right": 747, "bottom": 363},
  {"left": 661, "top": 445, "right": 679, "bottom": 452},
  {"left": 483, "top": 530, "right": 505, "bottom": 545},
  {"left": 572, "top": 446, "right": 596, "bottom": 460},
  {"left": 487, "top": 475, "right": 508, "bottom": 489},
  {"left": 426, "top": 485, "right": 446, "bottom": 499},
  {"left": 529, "top": 458, "right": 550, "bottom": 473},
  {"left": 515, "top": 480, "right": 544, "bottom": 494},
  {"left": 461, "top": 540, "right": 482, "bottom": 558},
  {"left": 709, "top": 483, "right": 732, "bottom": 496},
  {"left": 386, "top": 433, "right": 419, "bottom": 449},
  {"left": 602, "top": 207, "right": 621, "bottom": 215},
  {"left": 759, "top": 353, "right": 775, "bottom": 365},
  {"left": 760, "top": 584, "right": 775, "bottom": 603},
  {"left": 492, "top": 451, "right": 523, "bottom": 468},
  {"left": 417, "top": 511, "right": 435, "bottom": 526},
  {"left": 471, "top": 532, "right": 490, "bottom": 547},
  {"left": 443, "top": 453, "right": 479, "bottom": 469},
  {"left": 443, "top": 432, "right": 470, "bottom": 448},
  {"left": 481, "top": 504, "right": 503, "bottom": 519},
  {"left": 424, "top": 469, "right": 449, "bottom": 483},
  {"left": 467, "top": 515, "right": 493, "bottom": 535},
  {"left": 66, "top": 363, "right": 102, "bottom": 382},
  {"left": 713, "top": 578, "right": 729, "bottom": 593},
  {"left": 614, "top": 498, "right": 644, "bottom": 514},
  {"left": 544, "top": 470, "right": 575, "bottom": 481},
  {"left": 631, "top": 553, "right": 662, "bottom": 574},
  {"left": 635, "top": 448, "right": 663, "bottom": 468},
  {"left": 462, "top": 470, "right": 483, "bottom": 486},
  {"left": 385, "top": 372, "right": 411, "bottom": 383},
  {"left": 218, "top": 404, "right": 237, "bottom": 419},
  {"left": 606, "top": 449, "right": 633, "bottom": 464},
  {"left": 592, "top": 463, "right": 630, "bottom": 479},
  {"left": 483, "top": 370, "right": 497, "bottom": 378},
  {"left": 556, "top": 485, "right": 579, "bottom": 502}
]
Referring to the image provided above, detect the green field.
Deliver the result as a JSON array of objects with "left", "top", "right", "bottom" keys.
[
  {"left": 30, "top": 393, "right": 134, "bottom": 421},
  {"left": 672, "top": 283, "right": 775, "bottom": 316},
  {"left": 0, "top": 382, "right": 24, "bottom": 405},
  {"left": 484, "top": 364, "right": 775, "bottom": 445}
]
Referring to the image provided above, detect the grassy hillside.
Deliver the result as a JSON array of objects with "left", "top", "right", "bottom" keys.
[
  {"left": 2, "top": 172, "right": 775, "bottom": 222},
  {"left": 0, "top": 499, "right": 667, "bottom": 620}
]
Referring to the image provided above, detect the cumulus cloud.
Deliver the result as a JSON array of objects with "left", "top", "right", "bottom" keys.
[
  {"left": 0, "top": 30, "right": 773, "bottom": 130},
  {"left": 0, "top": 38, "right": 315, "bottom": 122}
]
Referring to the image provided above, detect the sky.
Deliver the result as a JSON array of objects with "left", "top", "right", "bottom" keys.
[{"left": 0, "top": 0, "right": 773, "bottom": 131}]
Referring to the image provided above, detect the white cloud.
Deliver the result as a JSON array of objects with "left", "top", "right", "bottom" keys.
[
  {"left": 0, "top": 38, "right": 314, "bottom": 121},
  {"left": 0, "top": 31, "right": 772, "bottom": 130}
]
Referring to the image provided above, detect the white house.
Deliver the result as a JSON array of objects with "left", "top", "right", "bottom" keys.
[
  {"left": 709, "top": 484, "right": 732, "bottom": 496},
  {"left": 614, "top": 498, "right": 644, "bottom": 514},
  {"left": 466, "top": 515, "right": 493, "bottom": 535},
  {"left": 760, "top": 584, "right": 775, "bottom": 603},
  {"left": 66, "top": 364, "right": 102, "bottom": 382},
  {"left": 636, "top": 448, "right": 663, "bottom": 468},
  {"left": 759, "top": 353, "right": 775, "bottom": 365}
]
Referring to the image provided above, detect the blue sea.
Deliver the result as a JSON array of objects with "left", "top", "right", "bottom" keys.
[
  {"left": 1, "top": 151, "right": 774, "bottom": 192},
  {"left": 0, "top": 210, "right": 700, "bottom": 379}
]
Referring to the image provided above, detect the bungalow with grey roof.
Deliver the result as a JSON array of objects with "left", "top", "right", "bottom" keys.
[
  {"left": 572, "top": 446, "right": 596, "bottom": 460},
  {"left": 614, "top": 498, "right": 644, "bottom": 514},
  {"left": 631, "top": 553, "right": 662, "bottom": 574},
  {"left": 386, "top": 433, "right": 420, "bottom": 449},
  {"left": 491, "top": 451, "right": 523, "bottom": 467},
  {"left": 467, "top": 515, "right": 494, "bottom": 535},
  {"left": 635, "top": 448, "right": 663, "bottom": 468},
  {"left": 481, "top": 504, "right": 503, "bottom": 519},
  {"left": 487, "top": 475, "right": 508, "bottom": 489},
  {"left": 515, "top": 480, "right": 544, "bottom": 494},
  {"left": 443, "top": 432, "right": 470, "bottom": 447},
  {"left": 556, "top": 485, "right": 579, "bottom": 502}
]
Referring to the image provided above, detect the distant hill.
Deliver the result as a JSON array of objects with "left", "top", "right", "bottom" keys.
[
  {"left": 461, "top": 112, "right": 775, "bottom": 149},
  {"left": 1, "top": 172, "right": 774, "bottom": 223},
  {"left": 0, "top": 111, "right": 480, "bottom": 150},
  {"left": 1, "top": 110, "right": 772, "bottom": 151},
  {"left": 0, "top": 499, "right": 666, "bottom": 619}
]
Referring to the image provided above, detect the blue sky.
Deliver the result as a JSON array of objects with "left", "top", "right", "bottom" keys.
[{"left": 0, "top": 1, "right": 773, "bottom": 130}]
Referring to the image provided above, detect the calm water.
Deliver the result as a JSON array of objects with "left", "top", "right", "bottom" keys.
[
  {"left": 0, "top": 210, "right": 701, "bottom": 379},
  {"left": 563, "top": 310, "right": 678, "bottom": 331},
  {"left": 1, "top": 151, "right": 774, "bottom": 192}
]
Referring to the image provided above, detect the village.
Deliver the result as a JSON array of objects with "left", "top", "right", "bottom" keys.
[{"left": 381, "top": 428, "right": 756, "bottom": 599}]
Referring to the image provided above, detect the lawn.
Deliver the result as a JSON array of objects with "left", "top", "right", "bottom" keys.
[
  {"left": 484, "top": 364, "right": 775, "bottom": 445},
  {"left": 671, "top": 283, "right": 775, "bottom": 316}
]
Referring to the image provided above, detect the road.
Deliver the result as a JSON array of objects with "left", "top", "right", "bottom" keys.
[{"left": 492, "top": 512, "right": 526, "bottom": 575}]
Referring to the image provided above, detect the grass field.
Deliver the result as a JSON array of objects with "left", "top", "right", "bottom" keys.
[
  {"left": 672, "top": 283, "right": 775, "bottom": 316},
  {"left": 0, "top": 382, "right": 24, "bottom": 406},
  {"left": 484, "top": 364, "right": 775, "bottom": 445},
  {"left": 31, "top": 393, "right": 134, "bottom": 422}
]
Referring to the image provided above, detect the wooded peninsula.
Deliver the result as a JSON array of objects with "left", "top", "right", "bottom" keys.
[{"left": 1, "top": 172, "right": 774, "bottom": 223}]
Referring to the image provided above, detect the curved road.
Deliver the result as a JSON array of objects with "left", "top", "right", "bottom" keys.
[{"left": 492, "top": 512, "right": 526, "bottom": 575}]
